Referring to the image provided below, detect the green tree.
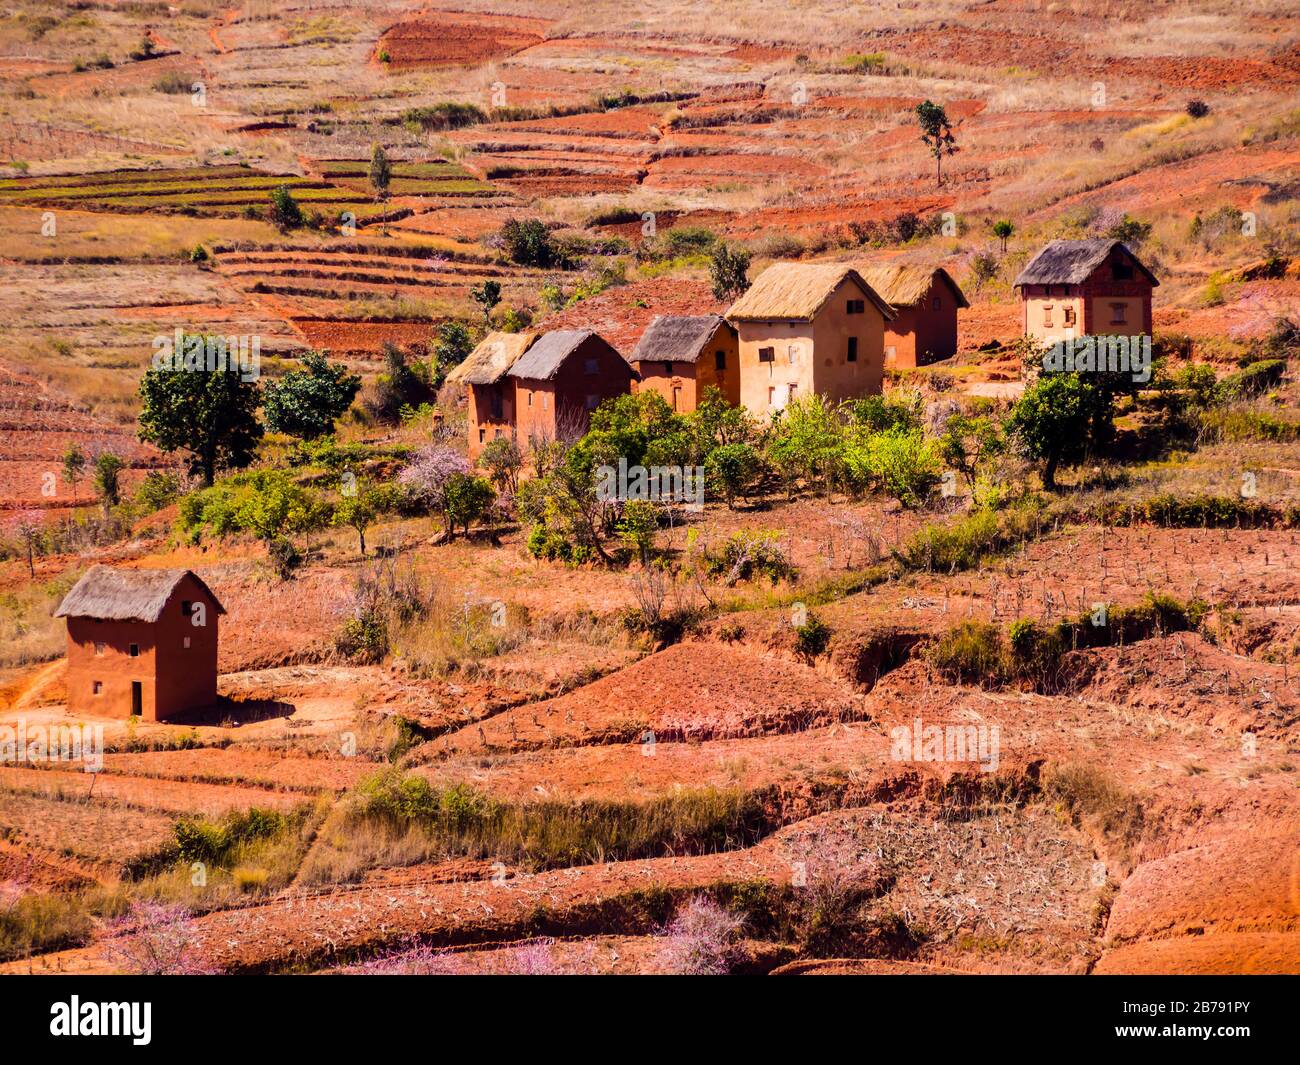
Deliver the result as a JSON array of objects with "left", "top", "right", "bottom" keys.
[
  {"left": 62, "top": 444, "right": 86, "bottom": 505},
  {"left": 333, "top": 484, "right": 380, "bottom": 555},
  {"left": 93, "top": 452, "right": 125, "bottom": 515},
  {"left": 500, "top": 218, "right": 559, "bottom": 267},
  {"left": 368, "top": 143, "right": 391, "bottom": 199},
  {"left": 709, "top": 242, "right": 751, "bottom": 302},
  {"left": 433, "top": 321, "right": 474, "bottom": 381},
  {"left": 263, "top": 351, "right": 361, "bottom": 440},
  {"left": 707, "top": 441, "right": 761, "bottom": 508},
  {"left": 616, "top": 499, "right": 659, "bottom": 564},
  {"left": 470, "top": 280, "right": 502, "bottom": 328},
  {"left": 268, "top": 185, "right": 304, "bottom": 232},
  {"left": 992, "top": 218, "right": 1014, "bottom": 254},
  {"left": 1005, "top": 373, "right": 1092, "bottom": 490},
  {"left": 937, "top": 411, "right": 1005, "bottom": 503},
  {"left": 444, "top": 474, "right": 494, "bottom": 539},
  {"left": 479, "top": 435, "right": 523, "bottom": 495},
  {"left": 915, "top": 100, "right": 959, "bottom": 187},
  {"left": 138, "top": 356, "right": 263, "bottom": 486}
]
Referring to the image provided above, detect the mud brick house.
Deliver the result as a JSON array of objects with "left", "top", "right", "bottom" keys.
[
  {"left": 445, "top": 330, "right": 537, "bottom": 459},
  {"left": 725, "top": 263, "right": 895, "bottom": 416},
  {"left": 856, "top": 264, "right": 968, "bottom": 368},
  {"left": 55, "top": 566, "right": 224, "bottom": 721},
  {"left": 628, "top": 314, "right": 740, "bottom": 411},
  {"left": 1014, "top": 239, "right": 1158, "bottom": 345},
  {"left": 508, "top": 329, "right": 636, "bottom": 444}
]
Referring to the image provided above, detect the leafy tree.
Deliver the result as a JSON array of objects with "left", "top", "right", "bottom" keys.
[
  {"left": 93, "top": 452, "right": 125, "bottom": 515},
  {"left": 263, "top": 351, "right": 361, "bottom": 440},
  {"left": 268, "top": 185, "right": 304, "bottom": 232},
  {"left": 1104, "top": 213, "right": 1152, "bottom": 247},
  {"left": 992, "top": 218, "right": 1014, "bottom": 254},
  {"left": 433, "top": 321, "right": 474, "bottom": 380},
  {"left": 444, "top": 474, "right": 495, "bottom": 539},
  {"left": 333, "top": 482, "right": 387, "bottom": 555},
  {"left": 62, "top": 444, "right": 86, "bottom": 505},
  {"left": 915, "top": 100, "right": 959, "bottom": 187},
  {"left": 470, "top": 280, "right": 501, "bottom": 328},
  {"left": 766, "top": 394, "right": 844, "bottom": 493},
  {"left": 138, "top": 358, "right": 263, "bottom": 486},
  {"left": 842, "top": 426, "right": 941, "bottom": 507},
  {"left": 706, "top": 441, "right": 761, "bottom": 508},
  {"left": 500, "top": 218, "right": 560, "bottom": 267},
  {"left": 937, "top": 411, "right": 1005, "bottom": 503},
  {"left": 364, "top": 344, "right": 434, "bottom": 424},
  {"left": 369, "top": 143, "right": 391, "bottom": 199},
  {"left": 616, "top": 499, "right": 659, "bottom": 563},
  {"left": 709, "top": 242, "right": 751, "bottom": 301},
  {"left": 479, "top": 435, "right": 523, "bottom": 495},
  {"left": 1005, "top": 373, "right": 1092, "bottom": 490}
]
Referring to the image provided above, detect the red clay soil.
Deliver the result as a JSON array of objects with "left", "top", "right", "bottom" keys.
[
  {"left": 0, "top": 790, "right": 175, "bottom": 868},
  {"left": 0, "top": 764, "right": 307, "bottom": 817},
  {"left": 422, "top": 722, "right": 912, "bottom": 805},
  {"left": 99, "top": 746, "right": 374, "bottom": 793},
  {"left": 32, "top": 805, "right": 1096, "bottom": 973},
  {"left": 376, "top": 12, "right": 550, "bottom": 68},
  {"left": 425, "top": 640, "right": 863, "bottom": 756},
  {"left": 539, "top": 278, "right": 723, "bottom": 355},
  {"left": 290, "top": 318, "right": 439, "bottom": 354},
  {"left": 0, "top": 839, "right": 98, "bottom": 894}
]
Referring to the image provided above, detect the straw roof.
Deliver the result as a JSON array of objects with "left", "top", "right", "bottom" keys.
[
  {"left": 508, "top": 329, "right": 617, "bottom": 381},
  {"left": 55, "top": 566, "right": 225, "bottom": 623},
  {"left": 855, "top": 264, "right": 970, "bottom": 309},
  {"left": 629, "top": 315, "right": 732, "bottom": 364},
  {"left": 726, "top": 263, "right": 895, "bottom": 322},
  {"left": 1014, "top": 239, "right": 1159, "bottom": 287},
  {"left": 445, "top": 331, "right": 536, "bottom": 387}
]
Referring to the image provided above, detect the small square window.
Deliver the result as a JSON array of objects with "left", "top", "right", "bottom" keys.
[
  {"left": 1110, "top": 303, "right": 1127, "bottom": 324},
  {"left": 663, "top": 361, "right": 673, "bottom": 376},
  {"left": 584, "top": 358, "right": 599, "bottom": 375},
  {"left": 94, "top": 642, "right": 105, "bottom": 656},
  {"left": 714, "top": 350, "right": 726, "bottom": 371},
  {"left": 129, "top": 643, "right": 140, "bottom": 658},
  {"left": 758, "top": 347, "right": 775, "bottom": 363},
  {"left": 93, "top": 681, "right": 102, "bottom": 695},
  {"left": 1043, "top": 304, "right": 1054, "bottom": 327},
  {"left": 183, "top": 636, "right": 191, "bottom": 649},
  {"left": 847, "top": 299, "right": 864, "bottom": 315},
  {"left": 181, "top": 600, "right": 192, "bottom": 617},
  {"left": 479, "top": 428, "right": 486, "bottom": 443}
]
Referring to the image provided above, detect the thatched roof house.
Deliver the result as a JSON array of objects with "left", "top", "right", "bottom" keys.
[
  {"left": 509, "top": 329, "right": 625, "bottom": 381},
  {"left": 629, "top": 314, "right": 733, "bottom": 364},
  {"left": 1014, "top": 239, "right": 1157, "bottom": 343},
  {"left": 1014, "top": 239, "right": 1159, "bottom": 288},
  {"left": 854, "top": 263, "right": 968, "bottom": 367},
  {"left": 856, "top": 264, "right": 969, "bottom": 310},
  {"left": 629, "top": 315, "right": 740, "bottom": 410},
  {"left": 58, "top": 566, "right": 224, "bottom": 722},
  {"left": 445, "top": 331, "right": 536, "bottom": 387},
  {"left": 727, "top": 263, "right": 894, "bottom": 322},
  {"left": 56, "top": 566, "right": 225, "bottom": 623}
]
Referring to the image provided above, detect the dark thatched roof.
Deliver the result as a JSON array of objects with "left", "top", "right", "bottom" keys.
[
  {"left": 55, "top": 566, "right": 225, "bottom": 623},
  {"left": 1013, "top": 239, "right": 1159, "bottom": 287},
  {"left": 508, "top": 329, "right": 618, "bottom": 381},
  {"left": 445, "top": 331, "right": 536, "bottom": 387},
  {"left": 629, "top": 315, "right": 733, "bottom": 364}
]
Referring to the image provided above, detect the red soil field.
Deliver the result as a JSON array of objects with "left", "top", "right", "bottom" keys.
[{"left": 376, "top": 12, "right": 550, "bottom": 68}]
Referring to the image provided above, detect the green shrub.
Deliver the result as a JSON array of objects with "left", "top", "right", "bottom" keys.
[{"left": 794, "top": 614, "right": 832, "bottom": 658}]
